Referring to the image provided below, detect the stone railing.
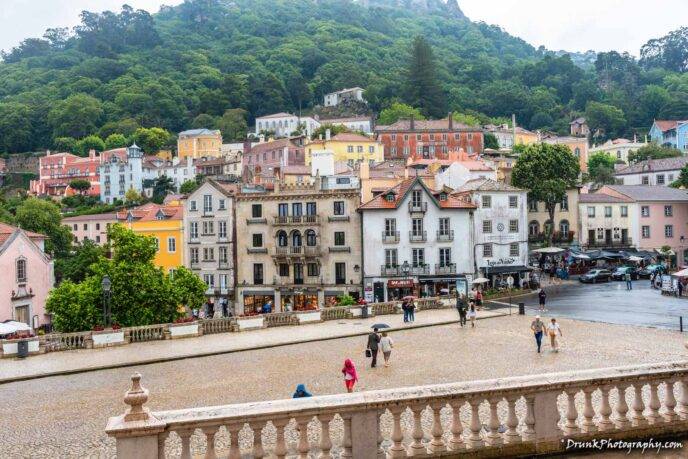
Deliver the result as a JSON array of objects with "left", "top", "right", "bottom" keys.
[
  {"left": 264, "top": 311, "right": 299, "bottom": 327},
  {"left": 321, "top": 306, "right": 353, "bottom": 321},
  {"left": 42, "top": 331, "right": 91, "bottom": 352},
  {"left": 106, "top": 362, "right": 688, "bottom": 458},
  {"left": 128, "top": 324, "right": 166, "bottom": 343},
  {"left": 200, "top": 317, "right": 235, "bottom": 335}
]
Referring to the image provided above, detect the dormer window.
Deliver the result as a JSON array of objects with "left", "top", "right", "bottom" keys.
[
  {"left": 385, "top": 193, "right": 395, "bottom": 202},
  {"left": 439, "top": 193, "right": 447, "bottom": 201},
  {"left": 156, "top": 211, "right": 165, "bottom": 221}
]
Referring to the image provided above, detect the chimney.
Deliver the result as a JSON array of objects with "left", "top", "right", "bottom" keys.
[
  {"left": 448, "top": 112, "right": 453, "bottom": 130},
  {"left": 410, "top": 115, "right": 415, "bottom": 131},
  {"left": 89, "top": 149, "right": 96, "bottom": 159},
  {"left": 243, "top": 139, "right": 252, "bottom": 155},
  {"left": 359, "top": 159, "right": 370, "bottom": 180},
  {"left": 325, "top": 129, "right": 331, "bottom": 141}
]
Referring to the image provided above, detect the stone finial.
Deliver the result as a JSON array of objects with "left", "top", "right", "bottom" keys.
[{"left": 123, "top": 372, "right": 151, "bottom": 422}]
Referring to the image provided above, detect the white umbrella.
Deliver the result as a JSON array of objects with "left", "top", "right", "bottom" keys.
[
  {"left": 472, "top": 277, "right": 489, "bottom": 284},
  {"left": 532, "top": 247, "right": 565, "bottom": 254},
  {"left": 5, "top": 321, "right": 31, "bottom": 331},
  {"left": 0, "top": 322, "right": 27, "bottom": 335},
  {"left": 628, "top": 255, "right": 644, "bottom": 262},
  {"left": 672, "top": 268, "right": 688, "bottom": 277}
]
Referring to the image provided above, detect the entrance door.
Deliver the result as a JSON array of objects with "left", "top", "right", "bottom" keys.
[
  {"left": 588, "top": 229, "right": 595, "bottom": 246},
  {"left": 14, "top": 305, "right": 29, "bottom": 325},
  {"left": 621, "top": 229, "right": 628, "bottom": 244},
  {"left": 605, "top": 229, "right": 612, "bottom": 245},
  {"left": 373, "top": 282, "right": 384, "bottom": 303}
]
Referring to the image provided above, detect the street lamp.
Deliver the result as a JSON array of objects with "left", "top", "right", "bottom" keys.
[
  {"left": 401, "top": 261, "right": 411, "bottom": 277},
  {"left": 101, "top": 275, "right": 112, "bottom": 327}
]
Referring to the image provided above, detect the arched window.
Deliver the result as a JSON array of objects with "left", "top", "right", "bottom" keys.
[
  {"left": 16, "top": 258, "right": 27, "bottom": 283},
  {"left": 559, "top": 220, "right": 570, "bottom": 237},
  {"left": 305, "top": 229, "right": 317, "bottom": 246},
  {"left": 277, "top": 230, "right": 288, "bottom": 247},
  {"left": 292, "top": 230, "right": 302, "bottom": 247},
  {"left": 528, "top": 221, "right": 540, "bottom": 236}
]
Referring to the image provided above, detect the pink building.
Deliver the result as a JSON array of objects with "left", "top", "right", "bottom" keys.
[
  {"left": 62, "top": 213, "right": 117, "bottom": 245},
  {"left": 0, "top": 223, "right": 54, "bottom": 329}
]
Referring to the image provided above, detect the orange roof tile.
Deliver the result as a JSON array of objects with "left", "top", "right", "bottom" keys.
[
  {"left": 116, "top": 203, "right": 183, "bottom": 222},
  {"left": 358, "top": 177, "right": 475, "bottom": 210}
]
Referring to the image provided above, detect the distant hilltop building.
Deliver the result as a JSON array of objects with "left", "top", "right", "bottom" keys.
[
  {"left": 323, "top": 87, "right": 365, "bottom": 107},
  {"left": 177, "top": 129, "right": 222, "bottom": 160},
  {"left": 570, "top": 117, "right": 589, "bottom": 137},
  {"left": 254, "top": 113, "right": 320, "bottom": 138},
  {"left": 649, "top": 120, "right": 688, "bottom": 152}
]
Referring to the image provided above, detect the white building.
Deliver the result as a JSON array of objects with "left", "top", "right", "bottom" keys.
[
  {"left": 142, "top": 156, "right": 196, "bottom": 190},
  {"left": 589, "top": 138, "right": 646, "bottom": 165},
  {"left": 614, "top": 156, "right": 688, "bottom": 186},
  {"left": 359, "top": 177, "right": 475, "bottom": 301},
  {"left": 454, "top": 179, "right": 529, "bottom": 286},
  {"left": 98, "top": 144, "right": 144, "bottom": 204},
  {"left": 434, "top": 160, "right": 497, "bottom": 190},
  {"left": 323, "top": 87, "right": 365, "bottom": 107},
  {"left": 319, "top": 116, "right": 373, "bottom": 134},
  {"left": 254, "top": 113, "right": 320, "bottom": 138}
]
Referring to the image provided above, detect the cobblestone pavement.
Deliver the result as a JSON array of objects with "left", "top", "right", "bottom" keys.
[{"left": 0, "top": 314, "right": 685, "bottom": 458}]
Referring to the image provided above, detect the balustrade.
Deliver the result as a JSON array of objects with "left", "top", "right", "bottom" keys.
[
  {"left": 202, "top": 317, "right": 235, "bottom": 334},
  {"left": 127, "top": 325, "right": 166, "bottom": 343},
  {"left": 42, "top": 331, "right": 90, "bottom": 352}
]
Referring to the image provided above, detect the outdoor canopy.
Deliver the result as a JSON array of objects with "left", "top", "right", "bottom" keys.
[{"left": 532, "top": 247, "right": 565, "bottom": 254}]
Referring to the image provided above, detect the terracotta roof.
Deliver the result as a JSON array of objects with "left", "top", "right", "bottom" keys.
[
  {"left": 653, "top": 120, "right": 687, "bottom": 132},
  {"left": 319, "top": 116, "right": 371, "bottom": 124},
  {"left": 330, "top": 133, "right": 374, "bottom": 142},
  {"left": 604, "top": 185, "right": 688, "bottom": 202},
  {"left": 62, "top": 213, "right": 117, "bottom": 222},
  {"left": 249, "top": 138, "right": 302, "bottom": 154},
  {"left": 454, "top": 178, "right": 522, "bottom": 192},
  {"left": 615, "top": 156, "right": 688, "bottom": 176},
  {"left": 116, "top": 203, "right": 183, "bottom": 222},
  {"left": 0, "top": 222, "right": 47, "bottom": 246},
  {"left": 578, "top": 193, "right": 632, "bottom": 203},
  {"left": 256, "top": 112, "right": 294, "bottom": 119},
  {"left": 359, "top": 177, "right": 475, "bottom": 210},
  {"left": 280, "top": 165, "right": 311, "bottom": 175},
  {"left": 375, "top": 118, "right": 481, "bottom": 132}
]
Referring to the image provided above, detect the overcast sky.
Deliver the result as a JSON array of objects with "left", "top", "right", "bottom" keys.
[{"left": 1, "top": 0, "right": 685, "bottom": 55}]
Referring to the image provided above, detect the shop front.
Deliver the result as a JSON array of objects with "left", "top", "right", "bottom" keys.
[
  {"left": 386, "top": 278, "right": 417, "bottom": 301},
  {"left": 280, "top": 288, "right": 319, "bottom": 311},
  {"left": 418, "top": 275, "right": 466, "bottom": 297},
  {"left": 324, "top": 289, "right": 361, "bottom": 307},
  {"left": 482, "top": 265, "right": 532, "bottom": 288},
  {"left": 241, "top": 290, "right": 275, "bottom": 315}
]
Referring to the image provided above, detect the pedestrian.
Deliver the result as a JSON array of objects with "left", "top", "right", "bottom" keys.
[
  {"left": 401, "top": 300, "right": 410, "bottom": 323},
  {"left": 408, "top": 300, "right": 416, "bottom": 322},
  {"left": 380, "top": 332, "right": 394, "bottom": 367},
  {"left": 456, "top": 294, "right": 467, "bottom": 327},
  {"left": 221, "top": 299, "right": 228, "bottom": 318},
  {"left": 547, "top": 318, "right": 562, "bottom": 352},
  {"left": 467, "top": 303, "right": 477, "bottom": 328},
  {"left": 650, "top": 271, "right": 657, "bottom": 289},
  {"left": 475, "top": 289, "right": 483, "bottom": 310},
  {"left": 367, "top": 328, "right": 381, "bottom": 367},
  {"left": 292, "top": 384, "right": 312, "bottom": 398},
  {"left": 530, "top": 315, "right": 545, "bottom": 353},
  {"left": 342, "top": 358, "right": 358, "bottom": 393},
  {"left": 549, "top": 265, "right": 555, "bottom": 284},
  {"left": 679, "top": 280, "right": 684, "bottom": 298},
  {"left": 538, "top": 287, "right": 547, "bottom": 312},
  {"left": 625, "top": 271, "right": 633, "bottom": 291}
]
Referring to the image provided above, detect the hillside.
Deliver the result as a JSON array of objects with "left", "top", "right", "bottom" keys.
[{"left": 0, "top": 0, "right": 686, "bottom": 154}]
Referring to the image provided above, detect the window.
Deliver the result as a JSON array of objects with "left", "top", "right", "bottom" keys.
[
  {"left": 307, "top": 263, "right": 319, "bottom": 277},
  {"left": 385, "top": 193, "right": 395, "bottom": 202},
  {"left": 391, "top": 134, "right": 397, "bottom": 141},
  {"left": 190, "top": 200, "right": 197, "bottom": 212},
  {"left": 604, "top": 206, "right": 612, "bottom": 217},
  {"left": 306, "top": 202, "right": 317, "bottom": 216},
  {"left": 96, "top": 236, "right": 100, "bottom": 243},
  {"left": 391, "top": 147, "right": 397, "bottom": 156},
  {"left": 482, "top": 220, "right": 492, "bottom": 233},
  {"left": 439, "top": 248, "right": 451, "bottom": 267},
  {"left": 203, "top": 247, "right": 215, "bottom": 261},
  {"left": 203, "top": 195, "right": 213, "bottom": 213},
  {"left": 509, "top": 243, "right": 519, "bottom": 257},
  {"left": 483, "top": 244, "right": 493, "bottom": 257},
  {"left": 385, "top": 249, "right": 398, "bottom": 267},
  {"left": 252, "top": 234, "right": 263, "bottom": 247},
  {"left": 412, "top": 218, "right": 423, "bottom": 235},
  {"left": 665, "top": 225, "right": 674, "bottom": 238},
  {"left": 96, "top": 223, "right": 100, "bottom": 230},
  {"left": 334, "top": 231, "right": 346, "bottom": 246},
  {"left": 16, "top": 258, "right": 26, "bottom": 282},
  {"left": 218, "top": 199, "right": 226, "bottom": 210},
  {"left": 218, "top": 221, "right": 227, "bottom": 238},
  {"left": 368, "top": 146, "right": 375, "bottom": 153},
  {"left": 252, "top": 204, "right": 262, "bottom": 218},
  {"left": 509, "top": 220, "right": 519, "bottom": 233},
  {"left": 203, "top": 274, "right": 215, "bottom": 287},
  {"left": 292, "top": 203, "right": 302, "bottom": 217},
  {"left": 83, "top": 223, "right": 88, "bottom": 230},
  {"left": 253, "top": 264, "right": 264, "bottom": 284},
  {"left": 559, "top": 220, "right": 569, "bottom": 237},
  {"left": 292, "top": 231, "right": 302, "bottom": 247},
  {"left": 167, "top": 237, "right": 176, "bottom": 253},
  {"left": 657, "top": 175, "right": 665, "bottom": 185},
  {"left": 357, "top": 145, "right": 363, "bottom": 153},
  {"left": 669, "top": 174, "right": 674, "bottom": 182},
  {"left": 335, "top": 262, "right": 346, "bottom": 284},
  {"left": 439, "top": 218, "right": 450, "bottom": 235},
  {"left": 278, "top": 203, "right": 288, "bottom": 216},
  {"left": 642, "top": 226, "right": 650, "bottom": 238},
  {"left": 412, "top": 248, "right": 425, "bottom": 266},
  {"left": 665, "top": 205, "right": 673, "bottom": 217},
  {"left": 277, "top": 231, "right": 288, "bottom": 247},
  {"left": 621, "top": 206, "right": 628, "bottom": 217},
  {"left": 334, "top": 201, "right": 345, "bottom": 215},
  {"left": 385, "top": 218, "right": 396, "bottom": 236},
  {"left": 279, "top": 264, "right": 289, "bottom": 277},
  {"left": 560, "top": 196, "right": 569, "bottom": 211},
  {"left": 617, "top": 150, "right": 622, "bottom": 159},
  {"left": 190, "top": 248, "right": 199, "bottom": 264},
  {"left": 190, "top": 222, "right": 198, "bottom": 239},
  {"left": 528, "top": 200, "right": 538, "bottom": 212},
  {"left": 219, "top": 274, "right": 228, "bottom": 289},
  {"left": 411, "top": 190, "right": 422, "bottom": 206},
  {"left": 508, "top": 196, "right": 518, "bottom": 208},
  {"left": 587, "top": 206, "right": 595, "bottom": 218},
  {"left": 219, "top": 246, "right": 228, "bottom": 263},
  {"left": 416, "top": 134, "right": 421, "bottom": 141},
  {"left": 482, "top": 195, "right": 491, "bottom": 208},
  {"left": 529, "top": 221, "right": 539, "bottom": 236},
  {"left": 641, "top": 206, "right": 650, "bottom": 217},
  {"left": 597, "top": 229, "right": 604, "bottom": 240},
  {"left": 347, "top": 145, "right": 354, "bottom": 153},
  {"left": 641, "top": 176, "right": 649, "bottom": 185},
  {"left": 202, "top": 221, "right": 214, "bottom": 235},
  {"left": 73, "top": 224, "right": 77, "bottom": 230}
]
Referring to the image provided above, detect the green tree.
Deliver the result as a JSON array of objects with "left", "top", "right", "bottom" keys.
[
  {"left": 179, "top": 179, "right": 200, "bottom": 194},
  {"left": 47, "top": 93, "right": 103, "bottom": 139},
  {"left": 670, "top": 165, "right": 688, "bottom": 188},
  {"left": 76, "top": 135, "right": 106, "bottom": 156},
  {"left": 512, "top": 143, "right": 580, "bottom": 246},
  {"left": 132, "top": 127, "right": 172, "bottom": 154},
  {"left": 628, "top": 144, "right": 682, "bottom": 163},
  {"left": 587, "top": 152, "right": 618, "bottom": 186},
  {"left": 104, "top": 133, "right": 128, "bottom": 150},
  {"left": 0, "top": 102, "right": 33, "bottom": 153},
  {"left": 484, "top": 133, "right": 500, "bottom": 150},
  {"left": 311, "top": 123, "right": 350, "bottom": 140},
  {"left": 216, "top": 108, "right": 248, "bottom": 142},
  {"left": 53, "top": 137, "right": 78, "bottom": 153},
  {"left": 55, "top": 239, "right": 105, "bottom": 283},
  {"left": 151, "top": 175, "right": 175, "bottom": 203},
  {"left": 377, "top": 103, "right": 425, "bottom": 125},
  {"left": 69, "top": 179, "right": 92, "bottom": 195},
  {"left": 191, "top": 113, "right": 218, "bottom": 129},
  {"left": 172, "top": 266, "right": 207, "bottom": 312},
  {"left": 405, "top": 36, "right": 446, "bottom": 118},
  {"left": 584, "top": 101, "right": 626, "bottom": 139},
  {"left": 125, "top": 188, "right": 144, "bottom": 205},
  {"left": 15, "top": 197, "right": 72, "bottom": 258},
  {"left": 46, "top": 278, "right": 102, "bottom": 332}
]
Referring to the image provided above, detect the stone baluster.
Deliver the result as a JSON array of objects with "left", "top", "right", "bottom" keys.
[
  {"left": 581, "top": 387, "right": 597, "bottom": 433},
  {"left": 679, "top": 380, "right": 688, "bottom": 419},
  {"left": 664, "top": 380, "right": 678, "bottom": 422},
  {"left": 428, "top": 403, "right": 446, "bottom": 453},
  {"left": 203, "top": 426, "right": 219, "bottom": 459},
  {"left": 563, "top": 390, "right": 580, "bottom": 435},
  {"left": 614, "top": 384, "right": 630, "bottom": 428},
  {"left": 631, "top": 383, "right": 647, "bottom": 426},
  {"left": 504, "top": 396, "right": 521, "bottom": 444},
  {"left": 646, "top": 381, "right": 662, "bottom": 424},
  {"left": 319, "top": 414, "right": 334, "bottom": 459},
  {"left": 598, "top": 386, "right": 614, "bottom": 431},
  {"left": 408, "top": 405, "right": 427, "bottom": 456},
  {"left": 377, "top": 410, "right": 386, "bottom": 459},
  {"left": 296, "top": 417, "right": 311, "bottom": 459},
  {"left": 467, "top": 399, "right": 483, "bottom": 449},
  {"left": 226, "top": 424, "right": 242, "bottom": 459},
  {"left": 388, "top": 407, "right": 407, "bottom": 458},
  {"left": 523, "top": 395, "right": 536, "bottom": 441},
  {"left": 177, "top": 429, "right": 194, "bottom": 459},
  {"left": 157, "top": 432, "right": 169, "bottom": 459},
  {"left": 486, "top": 398, "right": 502, "bottom": 446},
  {"left": 449, "top": 401, "right": 465, "bottom": 451},
  {"left": 341, "top": 415, "right": 353, "bottom": 458},
  {"left": 250, "top": 422, "right": 265, "bottom": 458},
  {"left": 272, "top": 419, "right": 289, "bottom": 459}
]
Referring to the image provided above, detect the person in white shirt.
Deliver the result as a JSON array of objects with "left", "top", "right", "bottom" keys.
[
  {"left": 379, "top": 332, "right": 394, "bottom": 367},
  {"left": 547, "top": 318, "right": 562, "bottom": 352}
]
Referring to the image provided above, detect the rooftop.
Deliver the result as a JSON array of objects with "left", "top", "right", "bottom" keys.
[
  {"left": 615, "top": 156, "right": 688, "bottom": 176},
  {"left": 604, "top": 185, "right": 688, "bottom": 202},
  {"left": 653, "top": 120, "right": 688, "bottom": 133},
  {"left": 115, "top": 203, "right": 183, "bottom": 222},
  {"left": 0, "top": 222, "right": 47, "bottom": 246},
  {"left": 359, "top": 177, "right": 475, "bottom": 210},
  {"left": 454, "top": 177, "right": 522, "bottom": 192},
  {"left": 375, "top": 118, "right": 481, "bottom": 132},
  {"left": 62, "top": 213, "right": 117, "bottom": 222},
  {"left": 578, "top": 193, "right": 633, "bottom": 204},
  {"left": 178, "top": 129, "right": 221, "bottom": 137},
  {"left": 318, "top": 116, "right": 371, "bottom": 124}
]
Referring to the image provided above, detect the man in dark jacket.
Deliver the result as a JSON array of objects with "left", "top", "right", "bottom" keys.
[
  {"left": 367, "top": 328, "right": 381, "bottom": 367},
  {"left": 456, "top": 294, "right": 467, "bottom": 327}
]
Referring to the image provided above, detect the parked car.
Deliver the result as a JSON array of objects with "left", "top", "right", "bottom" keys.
[
  {"left": 611, "top": 266, "right": 640, "bottom": 281},
  {"left": 579, "top": 269, "right": 612, "bottom": 283},
  {"left": 638, "top": 264, "right": 664, "bottom": 279}
]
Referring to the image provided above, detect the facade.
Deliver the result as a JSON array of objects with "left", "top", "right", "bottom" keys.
[
  {"left": 62, "top": 213, "right": 117, "bottom": 245},
  {"left": 570, "top": 117, "right": 590, "bottom": 137},
  {"left": 142, "top": 156, "right": 196, "bottom": 190},
  {"left": 578, "top": 192, "right": 635, "bottom": 250},
  {"left": 375, "top": 115, "right": 484, "bottom": 160},
  {"left": 319, "top": 116, "right": 373, "bottom": 134},
  {"left": 649, "top": 120, "right": 688, "bottom": 151},
  {"left": 433, "top": 160, "right": 497, "bottom": 190},
  {"left": 323, "top": 87, "right": 365, "bottom": 107},
  {"left": 98, "top": 145, "right": 144, "bottom": 204},
  {"left": 614, "top": 156, "right": 688, "bottom": 186},
  {"left": 235, "top": 178, "right": 362, "bottom": 314},
  {"left": 305, "top": 132, "right": 383, "bottom": 165},
  {"left": 589, "top": 138, "right": 646, "bottom": 165},
  {"left": 359, "top": 177, "right": 475, "bottom": 301},
  {"left": 30, "top": 150, "right": 106, "bottom": 197},
  {"left": 115, "top": 203, "right": 184, "bottom": 273},
  {"left": 454, "top": 179, "right": 529, "bottom": 285},
  {"left": 243, "top": 137, "right": 306, "bottom": 172},
  {"left": 543, "top": 136, "right": 589, "bottom": 172},
  {"left": 0, "top": 223, "right": 53, "bottom": 329},
  {"left": 183, "top": 180, "right": 236, "bottom": 306},
  {"left": 254, "top": 113, "right": 320, "bottom": 138},
  {"left": 195, "top": 154, "right": 242, "bottom": 179},
  {"left": 484, "top": 125, "right": 538, "bottom": 149},
  {"left": 527, "top": 188, "right": 580, "bottom": 246},
  {"left": 177, "top": 129, "right": 223, "bottom": 160}
]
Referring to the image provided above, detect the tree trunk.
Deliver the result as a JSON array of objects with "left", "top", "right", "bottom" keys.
[{"left": 547, "top": 204, "right": 556, "bottom": 247}]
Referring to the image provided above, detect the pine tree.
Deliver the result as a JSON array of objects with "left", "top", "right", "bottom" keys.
[{"left": 405, "top": 36, "right": 446, "bottom": 118}]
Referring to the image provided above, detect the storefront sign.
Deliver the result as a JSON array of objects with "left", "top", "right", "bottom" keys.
[
  {"left": 455, "top": 278, "right": 468, "bottom": 297},
  {"left": 387, "top": 279, "right": 415, "bottom": 288},
  {"left": 486, "top": 257, "right": 517, "bottom": 267}
]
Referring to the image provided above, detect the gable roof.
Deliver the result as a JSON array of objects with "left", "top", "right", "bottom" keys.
[
  {"left": 249, "top": 138, "right": 302, "bottom": 154},
  {"left": 0, "top": 222, "right": 47, "bottom": 246},
  {"left": 578, "top": 193, "right": 632, "bottom": 204},
  {"left": 375, "top": 118, "right": 480, "bottom": 132},
  {"left": 570, "top": 117, "right": 586, "bottom": 125},
  {"left": 653, "top": 120, "right": 687, "bottom": 133},
  {"left": 330, "top": 132, "right": 374, "bottom": 142},
  {"left": 358, "top": 177, "right": 476, "bottom": 210},
  {"left": 454, "top": 178, "right": 523, "bottom": 192},
  {"left": 604, "top": 185, "right": 688, "bottom": 202},
  {"left": 614, "top": 156, "right": 688, "bottom": 176},
  {"left": 115, "top": 203, "right": 183, "bottom": 222}
]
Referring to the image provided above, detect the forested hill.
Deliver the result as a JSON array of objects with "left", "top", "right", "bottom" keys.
[{"left": 0, "top": 0, "right": 686, "bottom": 154}]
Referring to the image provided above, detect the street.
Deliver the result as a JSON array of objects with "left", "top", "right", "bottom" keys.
[{"left": 517, "top": 278, "right": 688, "bottom": 330}]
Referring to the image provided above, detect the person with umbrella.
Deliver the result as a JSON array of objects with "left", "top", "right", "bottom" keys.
[{"left": 367, "top": 327, "right": 381, "bottom": 367}]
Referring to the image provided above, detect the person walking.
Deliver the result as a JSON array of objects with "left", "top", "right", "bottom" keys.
[
  {"left": 625, "top": 271, "right": 633, "bottom": 291},
  {"left": 292, "top": 384, "right": 312, "bottom": 398},
  {"left": 538, "top": 287, "right": 547, "bottom": 312},
  {"left": 547, "top": 318, "right": 563, "bottom": 352},
  {"left": 367, "top": 328, "right": 381, "bottom": 367},
  {"left": 475, "top": 289, "right": 483, "bottom": 310},
  {"left": 342, "top": 359, "right": 358, "bottom": 393},
  {"left": 408, "top": 300, "right": 416, "bottom": 322},
  {"left": 467, "top": 303, "right": 477, "bottom": 328},
  {"left": 456, "top": 294, "right": 467, "bottom": 327},
  {"left": 530, "top": 315, "right": 545, "bottom": 353},
  {"left": 380, "top": 332, "right": 394, "bottom": 367},
  {"left": 679, "top": 280, "right": 684, "bottom": 298},
  {"left": 401, "top": 300, "right": 410, "bottom": 323},
  {"left": 261, "top": 300, "right": 273, "bottom": 314}
]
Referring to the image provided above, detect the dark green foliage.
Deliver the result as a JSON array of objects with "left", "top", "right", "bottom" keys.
[
  {"left": 483, "top": 133, "right": 499, "bottom": 150},
  {"left": 628, "top": 144, "right": 682, "bottom": 164},
  {"left": 405, "top": 36, "right": 446, "bottom": 118}
]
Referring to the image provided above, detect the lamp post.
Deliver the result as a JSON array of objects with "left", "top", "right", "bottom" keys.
[
  {"left": 101, "top": 275, "right": 112, "bottom": 327},
  {"left": 401, "top": 261, "right": 411, "bottom": 277}
]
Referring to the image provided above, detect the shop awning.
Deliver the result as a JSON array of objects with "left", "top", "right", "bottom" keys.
[
  {"left": 242, "top": 290, "right": 274, "bottom": 296},
  {"left": 418, "top": 276, "right": 463, "bottom": 282},
  {"left": 485, "top": 265, "right": 532, "bottom": 275}
]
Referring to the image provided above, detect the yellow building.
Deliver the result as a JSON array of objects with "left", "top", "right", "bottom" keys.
[
  {"left": 177, "top": 129, "right": 222, "bottom": 160},
  {"left": 306, "top": 133, "right": 383, "bottom": 165},
  {"left": 116, "top": 203, "right": 184, "bottom": 273},
  {"left": 514, "top": 127, "right": 539, "bottom": 146}
]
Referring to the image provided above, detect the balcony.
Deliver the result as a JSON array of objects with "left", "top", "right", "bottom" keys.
[
  {"left": 381, "top": 231, "right": 400, "bottom": 243},
  {"left": 272, "top": 215, "right": 320, "bottom": 226},
  {"left": 329, "top": 246, "right": 351, "bottom": 253},
  {"left": 436, "top": 230, "right": 454, "bottom": 242},
  {"left": 218, "top": 261, "right": 231, "bottom": 269},
  {"left": 246, "top": 247, "right": 268, "bottom": 254},
  {"left": 273, "top": 246, "right": 321, "bottom": 258},
  {"left": 328, "top": 215, "right": 350, "bottom": 222},
  {"left": 410, "top": 265, "right": 430, "bottom": 275},
  {"left": 246, "top": 217, "right": 267, "bottom": 225},
  {"left": 586, "top": 238, "right": 634, "bottom": 248},
  {"left": 435, "top": 263, "right": 457, "bottom": 275},
  {"left": 408, "top": 201, "right": 427, "bottom": 213},
  {"left": 409, "top": 230, "right": 427, "bottom": 243},
  {"left": 190, "top": 261, "right": 199, "bottom": 269},
  {"left": 380, "top": 265, "right": 400, "bottom": 276}
]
